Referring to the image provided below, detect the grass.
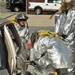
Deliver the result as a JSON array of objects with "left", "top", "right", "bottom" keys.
[{"left": 0, "top": 2, "right": 6, "bottom": 6}]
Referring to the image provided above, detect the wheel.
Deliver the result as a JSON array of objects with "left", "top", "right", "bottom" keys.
[
  {"left": 35, "top": 8, "right": 42, "bottom": 15},
  {"left": 14, "top": 7, "right": 20, "bottom": 12}
]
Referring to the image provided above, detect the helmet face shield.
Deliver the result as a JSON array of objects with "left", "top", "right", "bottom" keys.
[
  {"left": 15, "top": 13, "right": 28, "bottom": 21},
  {"left": 18, "top": 19, "right": 27, "bottom": 21}
]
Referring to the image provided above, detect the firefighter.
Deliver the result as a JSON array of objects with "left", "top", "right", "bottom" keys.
[
  {"left": 55, "top": 0, "right": 74, "bottom": 36},
  {"left": 54, "top": 0, "right": 75, "bottom": 75},
  {"left": 30, "top": 31, "right": 72, "bottom": 75},
  {"left": 13, "top": 13, "right": 31, "bottom": 75},
  {"left": 15, "top": 13, "right": 30, "bottom": 43}
]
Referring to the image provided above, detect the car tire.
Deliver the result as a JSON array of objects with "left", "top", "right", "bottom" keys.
[
  {"left": 35, "top": 8, "right": 42, "bottom": 15},
  {"left": 14, "top": 7, "right": 20, "bottom": 12}
]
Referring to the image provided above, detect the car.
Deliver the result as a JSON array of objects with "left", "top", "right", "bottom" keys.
[
  {"left": 0, "top": 18, "right": 31, "bottom": 75},
  {"left": 27, "top": 0, "right": 62, "bottom": 15},
  {"left": 6, "top": 0, "right": 26, "bottom": 12}
]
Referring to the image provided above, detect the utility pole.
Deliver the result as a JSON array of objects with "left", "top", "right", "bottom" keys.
[
  {"left": 26, "top": 0, "right": 27, "bottom": 14},
  {"left": 0, "top": 1, "right": 1, "bottom": 17}
]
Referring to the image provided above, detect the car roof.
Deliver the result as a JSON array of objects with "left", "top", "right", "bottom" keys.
[{"left": 0, "top": 18, "right": 11, "bottom": 26}]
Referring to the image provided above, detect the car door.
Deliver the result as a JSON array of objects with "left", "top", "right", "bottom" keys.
[
  {"left": 3, "top": 24, "right": 17, "bottom": 75},
  {"left": 3, "top": 23, "right": 24, "bottom": 75},
  {"left": 45, "top": 0, "right": 61, "bottom": 11}
]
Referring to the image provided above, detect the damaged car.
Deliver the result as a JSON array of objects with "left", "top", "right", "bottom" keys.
[{"left": 0, "top": 18, "right": 31, "bottom": 75}]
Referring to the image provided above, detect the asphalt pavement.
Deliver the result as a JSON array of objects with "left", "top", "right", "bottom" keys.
[
  {"left": 0, "top": 12, "right": 55, "bottom": 27},
  {"left": 0, "top": 6, "right": 55, "bottom": 27}
]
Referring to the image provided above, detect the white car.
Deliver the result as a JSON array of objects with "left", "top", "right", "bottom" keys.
[{"left": 28, "top": 0, "right": 62, "bottom": 14}]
